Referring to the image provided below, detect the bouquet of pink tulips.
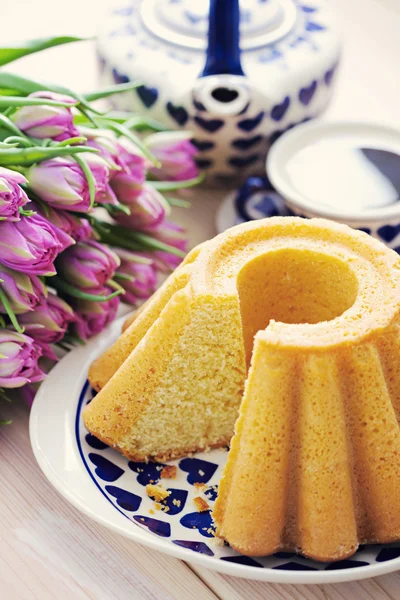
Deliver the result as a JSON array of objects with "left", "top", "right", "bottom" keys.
[{"left": 0, "top": 36, "right": 201, "bottom": 422}]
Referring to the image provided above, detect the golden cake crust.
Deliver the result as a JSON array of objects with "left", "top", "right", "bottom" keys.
[{"left": 83, "top": 217, "right": 400, "bottom": 562}]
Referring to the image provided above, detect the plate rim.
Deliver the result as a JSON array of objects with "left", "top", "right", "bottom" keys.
[{"left": 29, "top": 317, "right": 400, "bottom": 584}]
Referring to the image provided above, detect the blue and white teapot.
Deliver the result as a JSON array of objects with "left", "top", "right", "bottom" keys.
[{"left": 98, "top": 0, "right": 341, "bottom": 180}]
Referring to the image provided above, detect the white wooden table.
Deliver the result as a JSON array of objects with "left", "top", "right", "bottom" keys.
[{"left": 1, "top": 0, "right": 400, "bottom": 598}]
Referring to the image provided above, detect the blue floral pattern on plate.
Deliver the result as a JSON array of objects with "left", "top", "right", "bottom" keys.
[{"left": 76, "top": 380, "right": 400, "bottom": 570}]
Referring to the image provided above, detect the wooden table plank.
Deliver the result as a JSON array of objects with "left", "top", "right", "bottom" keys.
[
  {"left": 0, "top": 401, "right": 217, "bottom": 600},
  {"left": 192, "top": 566, "right": 400, "bottom": 600}
]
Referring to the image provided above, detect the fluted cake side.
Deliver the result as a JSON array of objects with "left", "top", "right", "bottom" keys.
[{"left": 84, "top": 217, "right": 400, "bottom": 560}]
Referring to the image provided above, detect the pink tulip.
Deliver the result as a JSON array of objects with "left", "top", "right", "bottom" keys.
[
  {"left": 29, "top": 201, "right": 92, "bottom": 242},
  {"left": 0, "top": 213, "right": 73, "bottom": 275},
  {"left": 146, "top": 132, "right": 199, "bottom": 181},
  {"left": 18, "top": 292, "right": 75, "bottom": 345},
  {"left": 0, "top": 330, "right": 44, "bottom": 388},
  {"left": 72, "top": 287, "right": 120, "bottom": 340},
  {"left": 27, "top": 154, "right": 117, "bottom": 212},
  {"left": 0, "top": 265, "right": 47, "bottom": 314},
  {"left": 147, "top": 221, "right": 188, "bottom": 272},
  {"left": 109, "top": 137, "right": 147, "bottom": 203},
  {"left": 56, "top": 240, "right": 120, "bottom": 289},
  {"left": 115, "top": 249, "right": 157, "bottom": 305},
  {"left": 0, "top": 167, "right": 29, "bottom": 221},
  {"left": 115, "top": 184, "right": 169, "bottom": 230},
  {"left": 11, "top": 91, "right": 79, "bottom": 141}
]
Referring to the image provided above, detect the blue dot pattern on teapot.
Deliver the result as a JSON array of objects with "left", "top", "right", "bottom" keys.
[{"left": 97, "top": 0, "right": 341, "bottom": 178}]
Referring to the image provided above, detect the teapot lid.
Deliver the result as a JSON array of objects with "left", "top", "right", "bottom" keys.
[{"left": 141, "top": 0, "right": 297, "bottom": 50}]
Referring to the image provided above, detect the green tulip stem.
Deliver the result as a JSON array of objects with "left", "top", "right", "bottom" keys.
[
  {"left": 148, "top": 173, "right": 205, "bottom": 191},
  {"left": 106, "top": 278, "right": 126, "bottom": 294},
  {"left": 0, "top": 96, "right": 79, "bottom": 108},
  {"left": 0, "top": 113, "right": 31, "bottom": 141},
  {"left": 0, "top": 144, "right": 98, "bottom": 166},
  {"left": 53, "top": 136, "right": 87, "bottom": 147},
  {"left": 92, "top": 219, "right": 185, "bottom": 258},
  {"left": 51, "top": 277, "right": 124, "bottom": 302},
  {"left": 62, "top": 333, "right": 85, "bottom": 346},
  {"left": 83, "top": 81, "right": 141, "bottom": 102},
  {"left": 73, "top": 154, "right": 96, "bottom": 209},
  {"left": 101, "top": 202, "right": 131, "bottom": 217},
  {"left": 165, "top": 196, "right": 191, "bottom": 208},
  {"left": 78, "top": 106, "right": 97, "bottom": 126},
  {"left": 0, "top": 141, "right": 19, "bottom": 148},
  {"left": 18, "top": 208, "right": 36, "bottom": 217},
  {"left": 0, "top": 286, "right": 24, "bottom": 333},
  {"left": 122, "top": 115, "right": 164, "bottom": 132},
  {"left": 95, "top": 118, "right": 161, "bottom": 167},
  {"left": 113, "top": 272, "right": 135, "bottom": 282},
  {"left": 3, "top": 135, "right": 32, "bottom": 148}
]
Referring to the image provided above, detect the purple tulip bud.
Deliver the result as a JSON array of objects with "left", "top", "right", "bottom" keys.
[
  {"left": 115, "top": 184, "right": 169, "bottom": 230},
  {"left": 11, "top": 91, "right": 79, "bottom": 141},
  {"left": 109, "top": 138, "right": 147, "bottom": 203},
  {"left": 18, "top": 292, "right": 75, "bottom": 348},
  {"left": 115, "top": 249, "right": 157, "bottom": 305},
  {"left": 56, "top": 240, "right": 120, "bottom": 289},
  {"left": 29, "top": 201, "right": 92, "bottom": 242},
  {"left": 0, "top": 167, "right": 29, "bottom": 221},
  {"left": 146, "top": 132, "right": 199, "bottom": 181},
  {"left": 146, "top": 250, "right": 183, "bottom": 273},
  {"left": 145, "top": 221, "right": 188, "bottom": 272},
  {"left": 153, "top": 220, "right": 187, "bottom": 251},
  {"left": 27, "top": 154, "right": 117, "bottom": 213},
  {"left": 0, "top": 213, "right": 74, "bottom": 275},
  {"left": 0, "top": 265, "right": 47, "bottom": 314},
  {"left": 0, "top": 329, "right": 44, "bottom": 388},
  {"left": 72, "top": 287, "right": 120, "bottom": 340},
  {"left": 82, "top": 127, "right": 121, "bottom": 171}
]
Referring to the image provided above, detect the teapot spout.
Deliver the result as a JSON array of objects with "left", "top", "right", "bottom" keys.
[{"left": 201, "top": 0, "right": 244, "bottom": 77}]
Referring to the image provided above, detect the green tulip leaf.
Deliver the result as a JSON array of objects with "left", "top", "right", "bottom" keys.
[
  {"left": 73, "top": 154, "right": 96, "bottom": 208},
  {"left": 83, "top": 81, "right": 141, "bottom": 102},
  {"left": 0, "top": 36, "right": 86, "bottom": 67},
  {"left": 148, "top": 173, "right": 205, "bottom": 191},
  {"left": 0, "top": 95, "right": 78, "bottom": 108},
  {"left": 96, "top": 118, "right": 160, "bottom": 166},
  {"left": 0, "top": 144, "right": 98, "bottom": 166},
  {"left": 0, "top": 72, "right": 99, "bottom": 114}
]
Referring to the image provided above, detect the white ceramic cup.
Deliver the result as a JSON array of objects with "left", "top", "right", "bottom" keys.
[{"left": 267, "top": 120, "right": 400, "bottom": 253}]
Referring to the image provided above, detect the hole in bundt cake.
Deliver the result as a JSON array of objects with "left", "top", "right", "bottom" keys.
[{"left": 237, "top": 248, "right": 359, "bottom": 365}]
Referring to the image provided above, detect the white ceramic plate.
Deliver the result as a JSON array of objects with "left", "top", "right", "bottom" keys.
[{"left": 30, "top": 318, "right": 400, "bottom": 584}]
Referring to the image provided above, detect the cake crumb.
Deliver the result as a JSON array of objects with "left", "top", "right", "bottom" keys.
[
  {"left": 194, "top": 496, "right": 210, "bottom": 512},
  {"left": 146, "top": 484, "right": 171, "bottom": 502},
  {"left": 161, "top": 465, "right": 177, "bottom": 479},
  {"left": 154, "top": 502, "right": 162, "bottom": 511},
  {"left": 172, "top": 498, "right": 181, "bottom": 507},
  {"left": 149, "top": 509, "right": 155, "bottom": 515},
  {"left": 212, "top": 536, "right": 224, "bottom": 546},
  {"left": 193, "top": 482, "right": 206, "bottom": 491}
]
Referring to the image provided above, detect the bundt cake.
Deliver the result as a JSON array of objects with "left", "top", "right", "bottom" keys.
[{"left": 84, "top": 216, "right": 400, "bottom": 561}]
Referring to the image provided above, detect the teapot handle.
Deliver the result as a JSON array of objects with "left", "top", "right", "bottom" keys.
[{"left": 201, "top": 0, "right": 244, "bottom": 77}]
